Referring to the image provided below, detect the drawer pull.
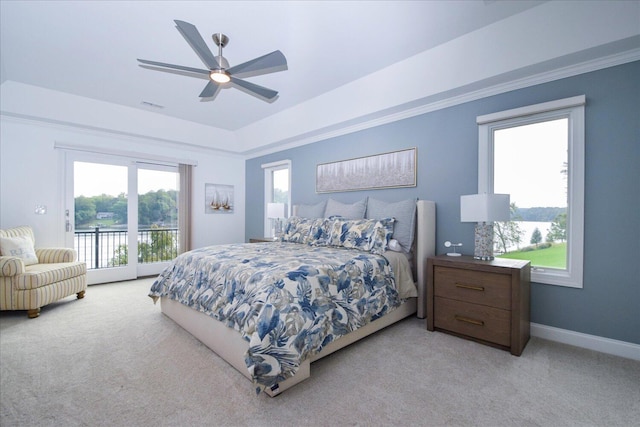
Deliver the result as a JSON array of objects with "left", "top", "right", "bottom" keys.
[
  {"left": 454, "top": 315, "right": 484, "bottom": 326},
  {"left": 455, "top": 283, "right": 485, "bottom": 292}
]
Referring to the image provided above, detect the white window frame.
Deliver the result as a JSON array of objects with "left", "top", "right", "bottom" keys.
[
  {"left": 261, "top": 159, "right": 291, "bottom": 237},
  {"left": 477, "top": 95, "right": 585, "bottom": 288}
]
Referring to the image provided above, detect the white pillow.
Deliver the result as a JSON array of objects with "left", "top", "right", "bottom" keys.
[
  {"left": 388, "top": 239, "right": 402, "bottom": 252},
  {"left": 0, "top": 235, "right": 38, "bottom": 265}
]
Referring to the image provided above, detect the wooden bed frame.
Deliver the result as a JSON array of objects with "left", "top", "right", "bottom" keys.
[{"left": 159, "top": 200, "right": 436, "bottom": 396}]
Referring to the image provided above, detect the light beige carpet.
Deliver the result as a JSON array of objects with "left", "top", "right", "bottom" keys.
[{"left": 1, "top": 278, "right": 638, "bottom": 426}]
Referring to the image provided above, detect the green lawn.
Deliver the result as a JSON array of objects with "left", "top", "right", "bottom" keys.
[{"left": 498, "top": 242, "right": 566, "bottom": 269}]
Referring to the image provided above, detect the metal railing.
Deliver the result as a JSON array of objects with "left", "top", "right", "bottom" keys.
[{"left": 75, "top": 227, "right": 178, "bottom": 270}]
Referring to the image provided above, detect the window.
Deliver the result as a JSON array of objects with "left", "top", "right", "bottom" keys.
[
  {"left": 262, "top": 160, "right": 291, "bottom": 237},
  {"left": 477, "top": 95, "right": 585, "bottom": 288}
]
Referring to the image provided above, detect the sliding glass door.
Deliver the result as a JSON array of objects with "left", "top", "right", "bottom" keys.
[
  {"left": 65, "top": 152, "right": 178, "bottom": 284},
  {"left": 136, "top": 166, "right": 179, "bottom": 277}
]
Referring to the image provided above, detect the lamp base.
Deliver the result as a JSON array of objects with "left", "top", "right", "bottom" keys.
[{"left": 474, "top": 222, "right": 495, "bottom": 261}]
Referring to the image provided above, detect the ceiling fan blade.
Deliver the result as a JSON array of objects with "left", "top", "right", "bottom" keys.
[
  {"left": 137, "top": 59, "right": 210, "bottom": 76},
  {"left": 230, "top": 76, "right": 278, "bottom": 101},
  {"left": 227, "top": 50, "right": 288, "bottom": 78},
  {"left": 174, "top": 20, "right": 220, "bottom": 70},
  {"left": 199, "top": 81, "right": 221, "bottom": 98}
]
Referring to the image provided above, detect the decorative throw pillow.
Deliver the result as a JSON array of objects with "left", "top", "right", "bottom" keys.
[
  {"left": 324, "top": 198, "right": 367, "bottom": 219},
  {"left": 281, "top": 217, "right": 312, "bottom": 244},
  {"left": 281, "top": 217, "right": 332, "bottom": 245},
  {"left": 0, "top": 235, "right": 38, "bottom": 265},
  {"left": 307, "top": 218, "right": 332, "bottom": 246},
  {"left": 326, "top": 217, "right": 395, "bottom": 254},
  {"left": 366, "top": 197, "right": 417, "bottom": 253},
  {"left": 295, "top": 201, "right": 327, "bottom": 218},
  {"left": 368, "top": 218, "right": 396, "bottom": 255},
  {"left": 326, "top": 218, "right": 361, "bottom": 249}
]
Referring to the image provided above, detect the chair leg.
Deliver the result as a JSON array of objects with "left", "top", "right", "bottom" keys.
[
  {"left": 77, "top": 290, "right": 85, "bottom": 299},
  {"left": 27, "top": 308, "right": 40, "bottom": 318}
]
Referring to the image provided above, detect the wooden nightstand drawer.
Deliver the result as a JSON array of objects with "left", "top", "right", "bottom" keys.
[
  {"left": 427, "top": 255, "right": 530, "bottom": 356},
  {"left": 434, "top": 266, "right": 511, "bottom": 310},
  {"left": 434, "top": 297, "right": 511, "bottom": 347}
]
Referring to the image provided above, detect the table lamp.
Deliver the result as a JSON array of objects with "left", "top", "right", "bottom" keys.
[
  {"left": 267, "top": 202, "right": 286, "bottom": 239},
  {"left": 460, "top": 193, "right": 510, "bottom": 260}
]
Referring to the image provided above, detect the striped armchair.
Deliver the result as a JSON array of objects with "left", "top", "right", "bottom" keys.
[{"left": 0, "top": 226, "right": 87, "bottom": 318}]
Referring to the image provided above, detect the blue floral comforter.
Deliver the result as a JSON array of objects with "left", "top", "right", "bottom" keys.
[{"left": 149, "top": 242, "right": 401, "bottom": 392}]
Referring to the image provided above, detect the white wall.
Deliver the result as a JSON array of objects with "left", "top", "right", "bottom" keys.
[
  {"left": 0, "top": 117, "right": 245, "bottom": 248},
  {"left": 0, "top": 81, "right": 237, "bottom": 152}
]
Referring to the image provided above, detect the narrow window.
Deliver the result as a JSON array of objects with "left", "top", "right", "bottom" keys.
[
  {"left": 478, "top": 96, "right": 585, "bottom": 287},
  {"left": 262, "top": 160, "right": 291, "bottom": 237}
]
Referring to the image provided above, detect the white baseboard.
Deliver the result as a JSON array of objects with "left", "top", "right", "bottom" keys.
[{"left": 531, "top": 323, "right": 640, "bottom": 361}]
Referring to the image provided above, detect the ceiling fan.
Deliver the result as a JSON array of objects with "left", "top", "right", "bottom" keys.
[{"left": 138, "top": 20, "right": 287, "bottom": 102}]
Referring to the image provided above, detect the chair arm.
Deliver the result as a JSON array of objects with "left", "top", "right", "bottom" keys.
[
  {"left": 0, "top": 256, "right": 26, "bottom": 277},
  {"left": 36, "top": 248, "right": 77, "bottom": 263}
]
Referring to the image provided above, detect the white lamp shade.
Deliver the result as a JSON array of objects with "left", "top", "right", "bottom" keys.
[
  {"left": 267, "top": 202, "right": 286, "bottom": 219},
  {"left": 460, "top": 193, "right": 510, "bottom": 222}
]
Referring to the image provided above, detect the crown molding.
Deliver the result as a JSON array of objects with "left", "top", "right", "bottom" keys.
[
  {"left": 0, "top": 111, "right": 243, "bottom": 158},
  {"left": 245, "top": 49, "right": 640, "bottom": 159},
  {"left": 3, "top": 48, "right": 638, "bottom": 161}
]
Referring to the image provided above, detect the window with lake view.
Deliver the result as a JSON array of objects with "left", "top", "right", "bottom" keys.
[
  {"left": 493, "top": 118, "right": 568, "bottom": 269},
  {"left": 477, "top": 96, "right": 585, "bottom": 288}
]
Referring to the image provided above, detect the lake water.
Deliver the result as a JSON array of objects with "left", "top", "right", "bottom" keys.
[{"left": 504, "top": 221, "right": 553, "bottom": 252}]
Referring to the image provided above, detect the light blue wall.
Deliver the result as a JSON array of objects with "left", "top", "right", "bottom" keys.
[{"left": 246, "top": 61, "right": 640, "bottom": 344}]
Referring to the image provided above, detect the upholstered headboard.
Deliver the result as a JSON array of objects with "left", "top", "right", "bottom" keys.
[{"left": 415, "top": 200, "right": 436, "bottom": 318}]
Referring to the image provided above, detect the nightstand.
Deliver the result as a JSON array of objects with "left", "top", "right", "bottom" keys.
[
  {"left": 249, "top": 237, "right": 277, "bottom": 243},
  {"left": 426, "top": 255, "right": 530, "bottom": 356}
]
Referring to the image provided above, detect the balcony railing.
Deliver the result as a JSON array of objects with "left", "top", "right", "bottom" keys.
[{"left": 75, "top": 227, "right": 179, "bottom": 270}]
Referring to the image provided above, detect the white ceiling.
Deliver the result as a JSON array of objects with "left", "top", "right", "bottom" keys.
[{"left": 1, "top": 1, "right": 639, "bottom": 155}]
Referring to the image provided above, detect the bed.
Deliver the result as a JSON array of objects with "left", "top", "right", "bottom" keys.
[{"left": 150, "top": 199, "right": 435, "bottom": 396}]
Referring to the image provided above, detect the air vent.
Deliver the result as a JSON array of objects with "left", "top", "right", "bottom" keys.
[{"left": 141, "top": 101, "right": 164, "bottom": 109}]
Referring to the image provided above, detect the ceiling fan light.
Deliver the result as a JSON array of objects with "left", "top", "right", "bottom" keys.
[{"left": 210, "top": 69, "right": 230, "bottom": 84}]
